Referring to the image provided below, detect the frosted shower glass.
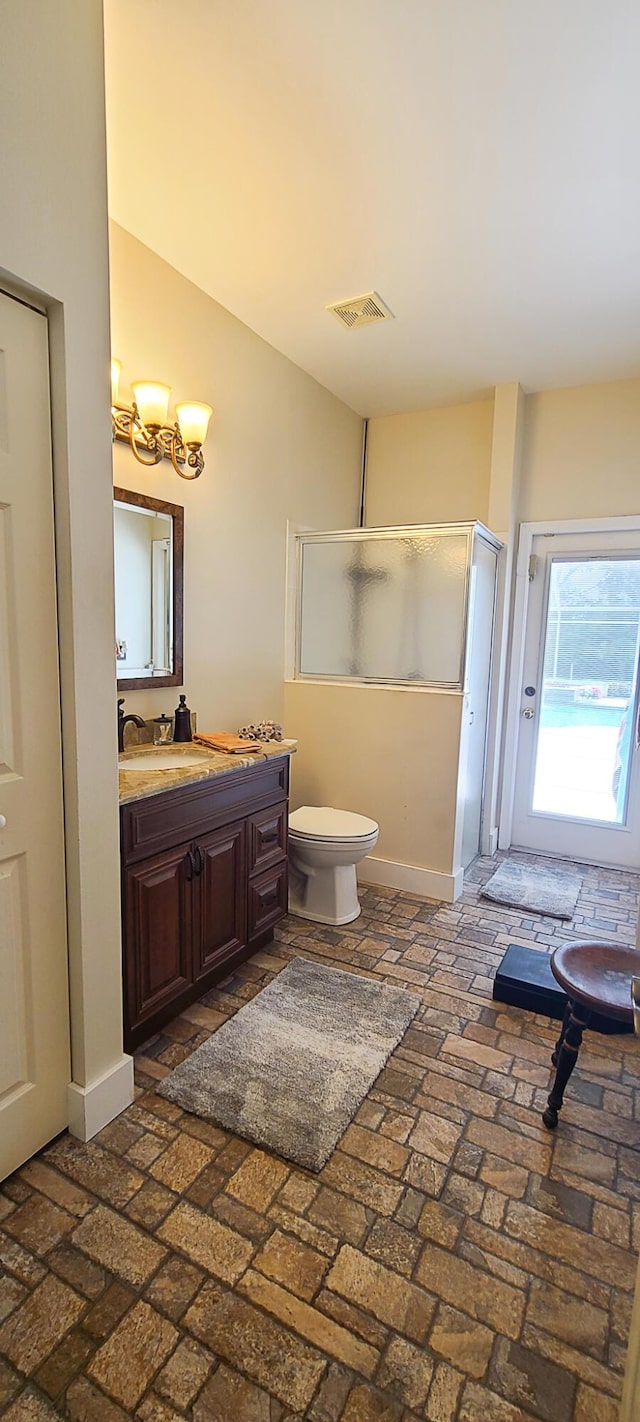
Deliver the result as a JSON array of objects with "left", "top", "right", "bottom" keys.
[{"left": 299, "top": 531, "right": 469, "bottom": 685}]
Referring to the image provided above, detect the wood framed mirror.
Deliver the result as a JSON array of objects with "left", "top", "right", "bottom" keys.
[{"left": 114, "top": 487, "right": 184, "bottom": 691}]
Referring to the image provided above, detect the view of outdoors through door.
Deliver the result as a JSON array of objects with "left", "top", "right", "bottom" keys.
[{"left": 533, "top": 557, "right": 640, "bottom": 825}]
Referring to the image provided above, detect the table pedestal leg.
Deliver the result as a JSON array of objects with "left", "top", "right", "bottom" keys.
[
  {"left": 551, "top": 998, "right": 572, "bottom": 1067},
  {"left": 542, "top": 999, "right": 591, "bottom": 1130}
]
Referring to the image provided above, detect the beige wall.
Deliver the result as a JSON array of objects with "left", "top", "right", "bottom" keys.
[
  {"left": 364, "top": 380, "right": 640, "bottom": 534},
  {"left": 519, "top": 377, "right": 640, "bottom": 523},
  {"left": 350, "top": 377, "right": 640, "bottom": 876},
  {"left": 365, "top": 399, "right": 494, "bottom": 527},
  {"left": 284, "top": 681, "right": 464, "bottom": 888},
  {"left": 0, "top": 1, "right": 129, "bottom": 1127},
  {"left": 110, "top": 224, "right": 363, "bottom": 729}
]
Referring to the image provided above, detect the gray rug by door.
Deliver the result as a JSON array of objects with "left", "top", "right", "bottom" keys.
[
  {"left": 480, "top": 857, "right": 581, "bottom": 920},
  {"left": 158, "top": 957, "right": 420, "bottom": 1171}
]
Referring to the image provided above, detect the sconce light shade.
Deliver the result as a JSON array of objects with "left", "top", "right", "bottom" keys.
[
  {"left": 112, "top": 361, "right": 211, "bottom": 479},
  {"left": 132, "top": 380, "right": 171, "bottom": 430},
  {"left": 176, "top": 401, "right": 213, "bottom": 447},
  {"left": 110, "top": 358, "right": 122, "bottom": 406}
]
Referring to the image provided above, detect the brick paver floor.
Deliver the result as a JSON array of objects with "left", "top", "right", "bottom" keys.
[{"left": 1, "top": 850, "right": 639, "bottom": 1419}]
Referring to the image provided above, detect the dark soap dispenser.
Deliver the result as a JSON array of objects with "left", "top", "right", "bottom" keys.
[{"left": 173, "top": 694, "right": 192, "bottom": 742}]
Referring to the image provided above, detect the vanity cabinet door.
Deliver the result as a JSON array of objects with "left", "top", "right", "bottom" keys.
[
  {"left": 123, "top": 843, "right": 193, "bottom": 1049},
  {"left": 194, "top": 822, "right": 246, "bottom": 983}
]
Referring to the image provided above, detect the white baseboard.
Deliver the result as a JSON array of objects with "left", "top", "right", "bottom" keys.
[
  {"left": 67, "top": 1054, "right": 135, "bottom": 1142},
  {"left": 358, "top": 854, "right": 463, "bottom": 903}
]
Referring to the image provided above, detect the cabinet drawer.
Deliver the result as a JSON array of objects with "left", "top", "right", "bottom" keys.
[
  {"left": 121, "top": 757, "right": 289, "bottom": 864},
  {"left": 248, "top": 861, "right": 288, "bottom": 941},
  {"left": 248, "top": 801, "right": 287, "bottom": 875}
]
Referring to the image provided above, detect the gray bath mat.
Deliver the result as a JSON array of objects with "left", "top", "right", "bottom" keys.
[
  {"left": 480, "top": 858, "right": 580, "bottom": 920},
  {"left": 158, "top": 957, "right": 420, "bottom": 1171}
]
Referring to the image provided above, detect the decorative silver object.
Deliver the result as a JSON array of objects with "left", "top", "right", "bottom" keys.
[
  {"left": 632, "top": 976, "right": 640, "bottom": 1037},
  {"left": 237, "top": 720, "right": 283, "bottom": 742}
]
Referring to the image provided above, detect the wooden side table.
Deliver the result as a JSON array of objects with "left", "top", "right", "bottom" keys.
[{"left": 543, "top": 940, "right": 639, "bottom": 1130}]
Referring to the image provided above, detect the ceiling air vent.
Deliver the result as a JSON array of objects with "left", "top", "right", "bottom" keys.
[{"left": 326, "top": 291, "right": 394, "bottom": 330}]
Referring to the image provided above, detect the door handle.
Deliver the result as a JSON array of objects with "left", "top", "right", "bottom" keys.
[
  {"left": 0, "top": 815, "right": 5, "bottom": 829},
  {"left": 194, "top": 845, "right": 204, "bottom": 876},
  {"left": 522, "top": 708, "right": 535, "bottom": 719},
  {"left": 185, "top": 849, "right": 196, "bottom": 882}
]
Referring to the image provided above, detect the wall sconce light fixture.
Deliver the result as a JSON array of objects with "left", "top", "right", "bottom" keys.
[{"left": 111, "top": 359, "right": 212, "bottom": 480}]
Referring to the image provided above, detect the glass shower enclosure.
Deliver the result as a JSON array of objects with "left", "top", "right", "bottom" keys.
[
  {"left": 292, "top": 521, "right": 501, "bottom": 873},
  {"left": 296, "top": 523, "right": 499, "bottom": 689}
]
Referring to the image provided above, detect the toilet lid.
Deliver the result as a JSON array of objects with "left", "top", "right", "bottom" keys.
[{"left": 289, "top": 805, "right": 378, "bottom": 840}]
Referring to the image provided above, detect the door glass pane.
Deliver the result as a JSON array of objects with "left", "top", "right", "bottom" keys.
[
  {"left": 532, "top": 557, "right": 640, "bottom": 823},
  {"left": 299, "top": 531, "right": 469, "bottom": 685}
]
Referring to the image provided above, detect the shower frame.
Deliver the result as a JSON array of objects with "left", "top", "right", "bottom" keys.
[{"left": 292, "top": 520, "right": 501, "bottom": 693}]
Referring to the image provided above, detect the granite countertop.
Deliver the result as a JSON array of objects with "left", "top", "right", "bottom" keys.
[{"left": 118, "top": 740, "right": 296, "bottom": 805}]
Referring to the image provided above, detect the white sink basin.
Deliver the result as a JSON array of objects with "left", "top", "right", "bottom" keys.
[{"left": 119, "top": 749, "right": 214, "bottom": 771}]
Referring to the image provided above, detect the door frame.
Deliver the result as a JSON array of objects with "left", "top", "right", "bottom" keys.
[
  {"left": 499, "top": 516, "right": 640, "bottom": 854},
  {"left": 0, "top": 269, "right": 133, "bottom": 1143}
]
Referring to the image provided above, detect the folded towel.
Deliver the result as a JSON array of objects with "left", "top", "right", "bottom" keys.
[{"left": 194, "top": 732, "right": 261, "bottom": 755}]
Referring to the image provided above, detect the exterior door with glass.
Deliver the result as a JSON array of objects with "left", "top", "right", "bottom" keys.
[{"left": 511, "top": 531, "right": 640, "bottom": 868}]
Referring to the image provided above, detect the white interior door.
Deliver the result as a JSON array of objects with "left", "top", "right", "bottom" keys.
[
  {"left": 511, "top": 531, "right": 640, "bottom": 868},
  {"left": 0, "top": 290, "right": 70, "bottom": 1180}
]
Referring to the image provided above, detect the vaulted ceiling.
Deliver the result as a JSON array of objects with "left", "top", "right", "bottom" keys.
[{"left": 104, "top": 1, "right": 640, "bottom": 416}]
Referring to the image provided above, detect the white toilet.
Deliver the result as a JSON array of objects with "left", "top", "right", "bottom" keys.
[{"left": 288, "top": 805, "right": 379, "bottom": 925}]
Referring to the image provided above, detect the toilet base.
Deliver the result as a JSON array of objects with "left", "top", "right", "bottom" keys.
[
  {"left": 288, "top": 862, "right": 363, "bottom": 926},
  {"left": 287, "top": 900, "right": 362, "bottom": 926}
]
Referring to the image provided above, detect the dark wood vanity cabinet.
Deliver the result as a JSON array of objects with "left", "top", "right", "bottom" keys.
[{"left": 120, "top": 756, "right": 289, "bottom": 1051}]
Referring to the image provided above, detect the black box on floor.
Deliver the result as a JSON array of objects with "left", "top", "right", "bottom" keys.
[{"left": 493, "top": 943, "right": 632, "bottom": 1035}]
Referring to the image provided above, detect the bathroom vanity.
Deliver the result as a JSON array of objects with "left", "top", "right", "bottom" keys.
[{"left": 119, "top": 746, "right": 291, "bottom": 1051}]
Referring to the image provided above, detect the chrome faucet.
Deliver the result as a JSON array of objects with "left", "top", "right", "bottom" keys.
[{"left": 117, "top": 698, "right": 147, "bottom": 753}]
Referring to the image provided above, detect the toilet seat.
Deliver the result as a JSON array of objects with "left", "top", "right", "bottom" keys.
[{"left": 289, "top": 805, "right": 378, "bottom": 842}]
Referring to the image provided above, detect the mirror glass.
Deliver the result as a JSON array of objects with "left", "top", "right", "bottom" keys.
[{"left": 113, "top": 487, "right": 184, "bottom": 690}]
